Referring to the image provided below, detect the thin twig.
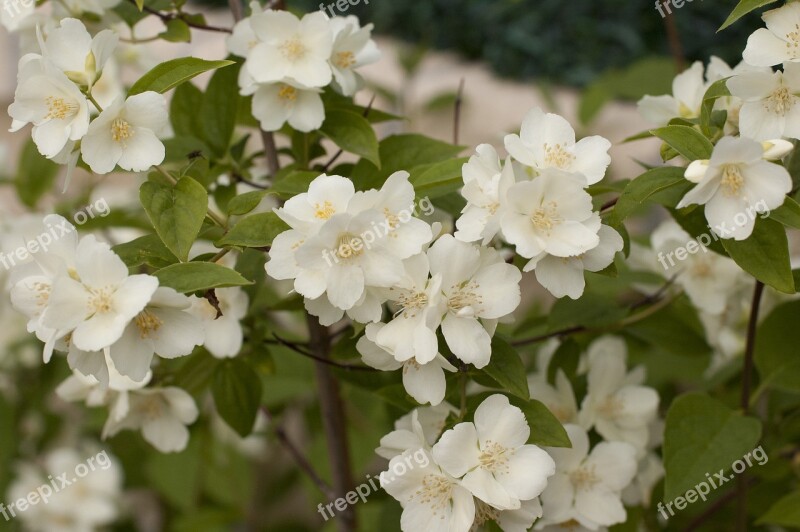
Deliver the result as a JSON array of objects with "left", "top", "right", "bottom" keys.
[
  {"left": 321, "top": 94, "right": 376, "bottom": 172},
  {"left": 233, "top": 172, "right": 269, "bottom": 190},
  {"left": 682, "top": 478, "right": 758, "bottom": 532},
  {"left": 663, "top": 9, "right": 686, "bottom": 72},
  {"left": 272, "top": 334, "right": 378, "bottom": 371},
  {"left": 453, "top": 78, "right": 465, "bottom": 145},
  {"left": 599, "top": 197, "right": 618, "bottom": 214},
  {"left": 129, "top": 0, "right": 232, "bottom": 33},
  {"left": 261, "top": 407, "right": 335, "bottom": 500}
]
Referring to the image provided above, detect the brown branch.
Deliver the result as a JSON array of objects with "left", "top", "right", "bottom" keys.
[
  {"left": 453, "top": 77, "right": 465, "bottom": 145},
  {"left": 306, "top": 314, "right": 357, "bottom": 532},
  {"left": 663, "top": 9, "right": 686, "bottom": 72},
  {"left": 682, "top": 478, "right": 758, "bottom": 532},
  {"left": 271, "top": 334, "right": 378, "bottom": 372},
  {"left": 599, "top": 197, "right": 618, "bottom": 214},
  {"left": 129, "top": 0, "right": 232, "bottom": 33}
]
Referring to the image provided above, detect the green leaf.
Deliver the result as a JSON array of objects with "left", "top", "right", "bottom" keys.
[
  {"left": 140, "top": 176, "right": 208, "bottom": 261},
  {"left": 199, "top": 62, "right": 241, "bottom": 157},
  {"left": 226, "top": 190, "right": 271, "bottom": 216},
  {"left": 129, "top": 57, "right": 235, "bottom": 96},
  {"left": 216, "top": 212, "right": 289, "bottom": 248},
  {"left": 756, "top": 491, "right": 800, "bottom": 527},
  {"left": 158, "top": 19, "right": 191, "bottom": 42},
  {"left": 663, "top": 393, "right": 762, "bottom": 501},
  {"left": 611, "top": 166, "right": 688, "bottom": 224},
  {"left": 548, "top": 292, "right": 628, "bottom": 331},
  {"left": 135, "top": 0, "right": 144, "bottom": 10},
  {"left": 719, "top": 0, "right": 778, "bottom": 31},
  {"left": 112, "top": 234, "right": 179, "bottom": 268},
  {"left": 15, "top": 139, "right": 60, "bottom": 207},
  {"left": 721, "top": 218, "right": 794, "bottom": 294},
  {"left": 477, "top": 337, "right": 530, "bottom": 400},
  {"left": 270, "top": 169, "right": 320, "bottom": 199},
  {"left": 409, "top": 157, "right": 469, "bottom": 199},
  {"left": 700, "top": 78, "right": 731, "bottom": 135},
  {"left": 170, "top": 82, "right": 203, "bottom": 137},
  {"left": 651, "top": 125, "right": 714, "bottom": 162},
  {"left": 769, "top": 196, "right": 800, "bottom": 229},
  {"left": 319, "top": 109, "right": 380, "bottom": 167},
  {"left": 755, "top": 300, "right": 800, "bottom": 393},
  {"left": 154, "top": 262, "right": 253, "bottom": 293},
  {"left": 212, "top": 359, "right": 263, "bottom": 437}
]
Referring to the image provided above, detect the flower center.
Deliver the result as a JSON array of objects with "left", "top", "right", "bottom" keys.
[
  {"left": 394, "top": 289, "right": 429, "bottom": 318},
  {"left": 478, "top": 440, "right": 510, "bottom": 474},
  {"left": 720, "top": 164, "right": 744, "bottom": 197},
  {"left": 543, "top": 142, "right": 575, "bottom": 169},
  {"left": 596, "top": 395, "right": 624, "bottom": 418},
  {"left": 531, "top": 201, "right": 561, "bottom": 233},
  {"left": 137, "top": 395, "right": 166, "bottom": 420},
  {"left": 278, "top": 84, "right": 298, "bottom": 103},
  {"left": 570, "top": 464, "right": 600, "bottom": 491},
  {"left": 111, "top": 118, "right": 134, "bottom": 143},
  {"left": 472, "top": 501, "right": 501, "bottom": 528},
  {"left": 383, "top": 208, "right": 401, "bottom": 232},
  {"left": 411, "top": 474, "right": 454, "bottom": 514},
  {"left": 447, "top": 280, "right": 482, "bottom": 316},
  {"left": 44, "top": 96, "right": 78, "bottom": 120},
  {"left": 134, "top": 309, "right": 163, "bottom": 339},
  {"left": 765, "top": 85, "right": 795, "bottom": 116},
  {"left": 279, "top": 37, "right": 307, "bottom": 61},
  {"left": 314, "top": 200, "right": 335, "bottom": 219},
  {"left": 335, "top": 50, "right": 356, "bottom": 69},
  {"left": 88, "top": 287, "right": 113, "bottom": 314},
  {"left": 786, "top": 23, "right": 800, "bottom": 58},
  {"left": 335, "top": 233, "right": 365, "bottom": 260}
]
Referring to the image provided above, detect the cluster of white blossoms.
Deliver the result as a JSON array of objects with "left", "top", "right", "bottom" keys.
[
  {"left": 527, "top": 337, "right": 662, "bottom": 529},
  {"left": 227, "top": 5, "right": 380, "bottom": 132},
  {"left": 638, "top": 2, "right": 800, "bottom": 242},
  {"left": 8, "top": 18, "right": 168, "bottom": 179},
  {"left": 5, "top": 215, "right": 247, "bottom": 452},
  {"left": 6, "top": 447, "right": 123, "bottom": 531},
  {"left": 453, "top": 107, "right": 623, "bottom": 299},
  {"left": 377, "top": 395, "right": 556, "bottom": 532}
]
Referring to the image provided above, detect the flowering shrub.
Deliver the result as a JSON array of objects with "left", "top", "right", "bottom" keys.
[{"left": 1, "top": 1, "right": 800, "bottom": 531}]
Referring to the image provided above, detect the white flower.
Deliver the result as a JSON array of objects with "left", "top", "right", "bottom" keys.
[
  {"left": 578, "top": 337, "right": 659, "bottom": 451},
  {"left": 103, "top": 386, "right": 199, "bottom": 453},
  {"left": 676, "top": 136, "right": 791, "bottom": 240},
  {"left": 622, "top": 451, "right": 665, "bottom": 508},
  {"left": 41, "top": 234, "right": 159, "bottom": 352},
  {"left": 227, "top": 2, "right": 261, "bottom": 57},
  {"left": 638, "top": 61, "right": 707, "bottom": 126},
  {"left": 705, "top": 57, "right": 773, "bottom": 135},
  {"left": 328, "top": 15, "right": 380, "bottom": 96},
  {"left": 245, "top": 10, "right": 333, "bottom": 88},
  {"left": 189, "top": 287, "right": 249, "bottom": 359},
  {"left": 376, "top": 404, "right": 457, "bottom": 460},
  {"left": 358, "top": 322, "right": 456, "bottom": 405},
  {"left": 272, "top": 173, "right": 355, "bottom": 235},
  {"left": 7, "top": 448, "right": 123, "bottom": 531},
  {"left": 528, "top": 369, "right": 579, "bottom": 424},
  {"left": 742, "top": 2, "right": 800, "bottom": 67},
  {"left": 432, "top": 394, "right": 555, "bottom": 510},
  {"left": 651, "top": 220, "right": 748, "bottom": 314},
  {"left": 38, "top": 18, "right": 118, "bottom": 89},
  {"left": 527, "top": 224, "right": 623, "bottom": 299},
  {"left": 8, "top": 55, "right": 90, "bottom": 158},
  {"left": 501, "top": 170, "right": 600, "bottom": 260},
  {"left": 537, "top": 424, "right": 637, "bottom": 530},
  {"left": 429, "top": 235, "right": 521, "bottom": 368},
  {"left": 504, "top": 108, "right": 611, "bottom": 185},
  {"left": 56, "top": 367, "right": 148, "bottom": 407},
  {"left": 249, "top": 80, "right": 324, "bottom": 132},
  {"left": 80, "top": 92, "right": 168, "bottom": 174},
  {"left": 455, "top": 144, "right": 517, "bottom": 245},
  {"left": 383, "top": 448, "right": 476, "bottom": 532},
  {"left": 727, "top": 63, "right": 800, "bottom": 141},
  {"left": 474, "top": 498, "right": 543, "bottom": 532}
]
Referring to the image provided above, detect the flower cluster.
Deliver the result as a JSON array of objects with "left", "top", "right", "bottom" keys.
[
  {"left": 453, "top": 107, "right": 623, "bottom": 299},
  {"left": 227, "top": 5, "right": 380, "bottom": 131},
  {"left": 8, "top": 18, "right": 167, "bottom": 178}
]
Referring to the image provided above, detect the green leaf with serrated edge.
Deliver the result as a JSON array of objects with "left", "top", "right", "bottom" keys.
[
  {"left": 140, "top": 176, "right": 207, "bottom": 261},
  {"left": 755, "top": 300, "right": 800, "bottom": 392},
  {"left": 154, "top": 262, "right": 252, "bottom": 293},
  {"left": 319, "top": 109, "right": 380, "bottom": 167},
  {"left": 663, "top": 393, "right": 762, "bottom": 501},
  {"left": 651, "top": 125, "right": 714, "bottom": 162},
  {"left": 719, "top": 0, "right": 778, "bottom": 31},
  {"left": 216, "top": 212, "right": 289, "bottom": 248},
  {"left": 477, "top": 337, "right": 529, "bottom": 400},
  {"left": 757, "top": 491, "right": 800, "bottom": 526},
  {"left": 721, "top": 218, "right": 794, "bottom": 294},
  {"left": 129, "top": 57, "right": 234, "bottom": 95},
  {"left": 611, "top": 166, "right": 687, "bottom": 225},
  {"left": 212, "top": 359, "right": 263, "bottom": 437},
  {"left": 226, "top": 190, "right": 271, "bottom": 216}
]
